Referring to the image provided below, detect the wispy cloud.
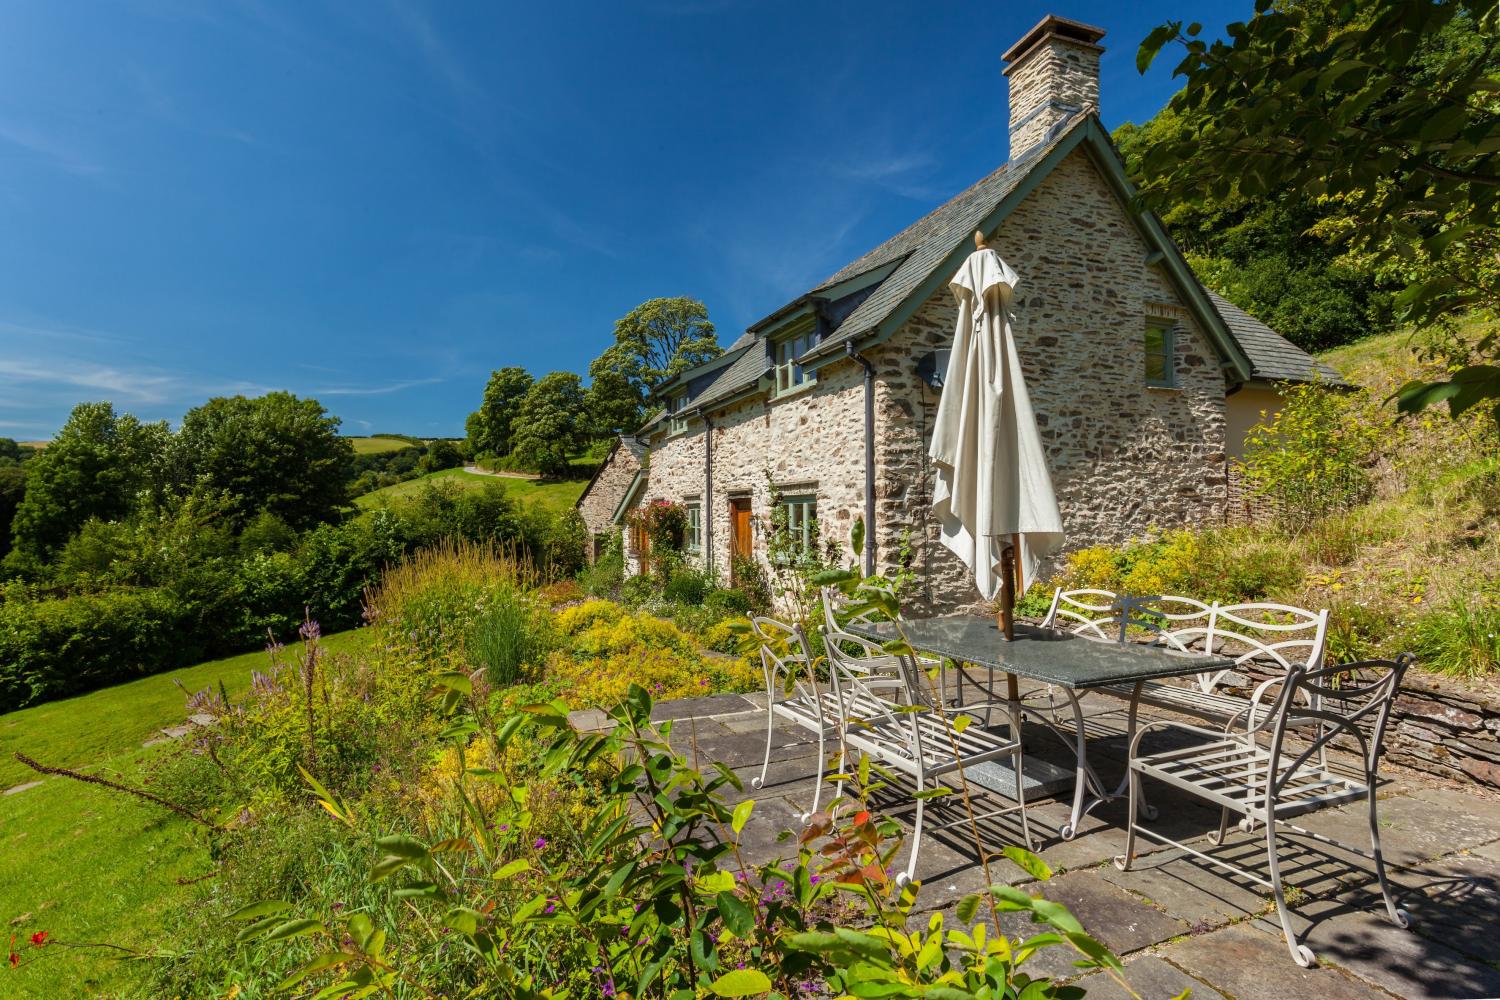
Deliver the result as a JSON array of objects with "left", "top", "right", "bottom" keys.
[
  {"left": 0, "top": 120, "right": 104, "bottom": 177},
  {"left": 383, "top": 0, "right": 478, "bottom": 106},
  {"left": 0, "top": 359, "right": 178, "bottom": 404},
  {"left": 829, "top": 150, "right": 942, "bottom": 199},
  {"left": 312, "top": 377, "right": 444, "bottom": 397}
]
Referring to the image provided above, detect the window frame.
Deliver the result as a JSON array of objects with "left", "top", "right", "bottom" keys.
[
  {"left": 774, "top": 493, "right": 817, "bottom": 564},
  {"left": 771, "top": 323, "right": 818, "bottom": 398},
  {"left": 667, "top": 392, "right": 691, "bottom": 435},
  {"left": 685, "top": 501, "right": 702, "bottom": 555},
  {"left": 1144, "top": 321, "right": 1176, "bottom": 389}
]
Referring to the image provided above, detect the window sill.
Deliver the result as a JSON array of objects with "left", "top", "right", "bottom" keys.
[
  {"left": 1145, "top": 383, "right": 1181, "bottom": 393},
  {"left": 770, "top": 380, "right": 819, "bottom": 404}
]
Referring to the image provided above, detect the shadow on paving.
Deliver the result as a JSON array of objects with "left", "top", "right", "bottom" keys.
[{"left": 569, "top": 692, "right": 1500, "bottom": 1000}]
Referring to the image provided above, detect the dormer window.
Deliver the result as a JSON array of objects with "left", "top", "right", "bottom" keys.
[
  {"left": 772, "top": 325, "right": 817, "bottom": 397},
  {"left": 668, "top": 393, "right": 690, "bottom": 435}
]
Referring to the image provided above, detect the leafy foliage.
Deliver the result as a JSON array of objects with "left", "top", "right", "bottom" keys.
[
  {"left": 511, "top": 372, "right": 589, "bottom": 478},
  {"left": 1136, "top": 0, "right": 1500, "bottom": 422},
  {"left": 588, "top": 297, "right": 720, "bottom": 435},
  {"left": 466, "top": 366, "right": 535, "bottom": 459},
  {"left": 7, "top": 402, "right": 170, "bottom": 566},
  {"left": 1240, "top": 380, "right": 1385, "bottom": 530},
  {"left": 170, "top": 392, "right": 354, "bottom": 530}
]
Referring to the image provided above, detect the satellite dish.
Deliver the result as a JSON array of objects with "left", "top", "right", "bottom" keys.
[{"left": 916, "top": 349, "right": 950, "bottom": 389}]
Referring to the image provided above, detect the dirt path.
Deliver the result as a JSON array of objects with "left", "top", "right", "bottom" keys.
[{"left": 463, "top": 464, "right": 540, "bottom": 481}]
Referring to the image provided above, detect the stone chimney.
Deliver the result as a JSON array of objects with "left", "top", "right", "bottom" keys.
[{"left": 1003, "top": 15, "right": 1106, "bottom": 158}]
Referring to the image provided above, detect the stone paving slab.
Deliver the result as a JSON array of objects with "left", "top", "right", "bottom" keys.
[
  {"left": 1161, "top": 922, "right": 1391, "bottom": 1000},
  {"left": 591, "top": 691, "right": 1500, "bottom": 999},
  {"left": 1070, "top": 954, "right": 1228, "bottom": 1000},
  {"left": 1278, "top": 905, "right": 1500, "bottom": 1000}
]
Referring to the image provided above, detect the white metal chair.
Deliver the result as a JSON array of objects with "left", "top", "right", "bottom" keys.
[
  {"left": 748, "top": 617, "right": 904, "bottom": 823},
  {"left": 827, "top": 630, "right": 1033, "bottom": 887},
  {"left": 747, "top": 617, "right": 836, "bottom": 822},
  {"left": 820, "top": 585, "right": 941, "bottom": 678},
  {"left": 1116, "top": 654, "right": 1415, "bottom": 967}
]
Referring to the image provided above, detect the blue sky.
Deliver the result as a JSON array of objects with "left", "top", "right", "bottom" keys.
[{"left": 0, "top": 0, "right": 1246, "bottom": 439}]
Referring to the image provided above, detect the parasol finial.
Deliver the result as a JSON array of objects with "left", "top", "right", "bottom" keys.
[{"left": 973, "top": 230, "right": 987, "bottom": 251}]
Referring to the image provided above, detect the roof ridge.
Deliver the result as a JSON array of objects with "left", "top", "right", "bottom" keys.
[{"left": 814, "top": 160, "right": 1014, "bottom": 292}]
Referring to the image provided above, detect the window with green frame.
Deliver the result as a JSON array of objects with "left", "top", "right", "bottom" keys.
[
  {"left": 772, "top": 327, "right": 817, "bottom": 396},
  {"left": 667, "top": 392, "right": 690, "bottom": 435},
  {"left": 1144, "top": 322, "right": 1175, "bottom": 388},
  {"left": 773, "top": 494, "right": 817, "bottom": 563},
  {"left": 685, "top": 501, "right": 702, "bottom": 554}
]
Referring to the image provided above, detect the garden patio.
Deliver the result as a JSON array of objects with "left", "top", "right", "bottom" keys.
[{"left": 571, "top": 686, "right": 1500, "bottom": 1000}]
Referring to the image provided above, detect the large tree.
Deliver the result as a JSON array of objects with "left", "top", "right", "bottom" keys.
[
  {"left": 510, "top": 372, "right": 586, "bottom": 478},
  {"left": 8, "top": 402, "right": 170, "bottom": 564},
  {"left": 588, "top": 297, "right": 720, "bottom": 433},
  {"left": 1135, "top": 0, "right": 1500, "bottom": 422},
  {"left": 465, "top": 367, "right": 534, "bottom": 458},
  {"left": 1114, "top": 110, "right": 1392, "bottom": 353},
  {"left": 170, "top": 392, "right": 354, "bottom": 530}
]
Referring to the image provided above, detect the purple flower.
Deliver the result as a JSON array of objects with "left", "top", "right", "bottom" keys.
[{"left": 534, "top": 837, "right": 547, "bottom": 849}]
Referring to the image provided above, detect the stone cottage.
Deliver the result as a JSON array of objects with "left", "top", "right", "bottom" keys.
[{"left": 576, "top": 15, "right": 1340, "bottom": 611}]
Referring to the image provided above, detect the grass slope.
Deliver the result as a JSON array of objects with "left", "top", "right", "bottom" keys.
[
  {"left": 354, "top": 467, "right": 588, "bottom": 515},
  {"left": 346, "top": 434, "right": 419, "bottom": 455},
  {"left": 0, "top": 630, "right": 372, "bottom": 998}
]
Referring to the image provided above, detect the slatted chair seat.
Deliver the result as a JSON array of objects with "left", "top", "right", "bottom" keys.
[
  {"left": 1133, "top": 733, "right": 1369, "bottom": 820},
  {"left": 824, "top": 631, "right": 1034, "bottom": 886},
  {"left": 839, "top": 691, "right": 1023, "bottom": 780}
]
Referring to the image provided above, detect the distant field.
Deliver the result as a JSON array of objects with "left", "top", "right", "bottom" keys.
[
  {"left": 347, "top": 435, "right": 420, "bottom": 454},
  {"left": 354, "top": 467, "right": 588, "bottom": 514}
]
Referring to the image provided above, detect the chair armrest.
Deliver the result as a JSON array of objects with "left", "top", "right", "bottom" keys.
[{"left": 1128, "top": 718, "right": 1246, "bottom": 760}]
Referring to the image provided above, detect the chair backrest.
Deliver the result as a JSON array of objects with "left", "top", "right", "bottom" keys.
[
  {"left": 1043, "top": 588, "right": 1211, "bottom": 649},
  {"left": 1265, "top": 654, "right": 1413, "bottom": 796},
  {"left": 823, "top": 626, "right": 906, "bottom": 730},
  {"left": 751, "top": 616, "right": 818, "bottom": 705},
  {"left": 1210, "top": 602, "right": 1329, "bottom": 672}
]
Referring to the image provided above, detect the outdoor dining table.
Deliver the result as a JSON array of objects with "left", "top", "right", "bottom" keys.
[{"left": 846, "top": 615, "right": 1233, "bottom": 840}]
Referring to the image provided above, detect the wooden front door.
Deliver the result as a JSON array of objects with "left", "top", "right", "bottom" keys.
[
  {"left": 728, "top": 498, "right": 753, "bottom": 573},
  {"left": 630, "top": 520, "right": 650, "bottom": 576}
]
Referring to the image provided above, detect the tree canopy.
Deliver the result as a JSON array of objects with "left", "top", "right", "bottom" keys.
[
  {"left": 171, "top": 392, "right": 354, "bottom": 530},
  {"left": 465, "top": 367, "right": 534, "bottom": 459},
  {"left": 587, "top": 297, "right": 720, "bottom": 434},
  {"left": 8, "top": 402, "right": 170, "bottom": 564},
  {"left": 1135, "top": 0, "right": 1500, "bottom": 422},
  {"left": 510, "top": 372, "right": 587, "bottom": 478}
]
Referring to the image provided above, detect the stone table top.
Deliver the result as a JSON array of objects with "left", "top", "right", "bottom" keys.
[{"left": 847, "top": 616, "right": 1230, "bottom": 689}]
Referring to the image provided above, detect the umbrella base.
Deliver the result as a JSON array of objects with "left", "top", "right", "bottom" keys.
[{"left": 963, "top": 754, "right": 1072, "bottom": 800}]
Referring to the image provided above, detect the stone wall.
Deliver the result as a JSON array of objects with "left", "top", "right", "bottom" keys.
[
  {"left": 871, "top": 147, "right": 1230, "bottom": 613},
  {"left": 576, "top": 437, "right": 646, "bottom": 559},
  {"left": 1386, "top": 672, "right": 1500, "bottom": 791},
  {"left": 639, "top": 361, "right": 869, "bottom": 584}
]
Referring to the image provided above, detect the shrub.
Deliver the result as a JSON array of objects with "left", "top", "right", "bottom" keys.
[
  {"left": 467, "top": 589, "right": 552, "bottom": 686},
  {"left": 1057, "top": 527, "right": 1302, "bottom": 603},
  {"left": 703, "top": 586, "right": 751, "bottom": 618},
  {"left": 662, "top": 566, "right": 712, "bottom": 605},
  {"left": 0, "top": 587, "right": 195, "bottom": 710},
  {"left": 1239, "top": 380, "right": 1383, "bottom": 531},
  {"left": 1407, "top": 595, "right": 1500, "bottom": 677}
]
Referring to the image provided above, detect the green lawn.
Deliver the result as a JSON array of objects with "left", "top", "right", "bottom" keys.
[
  {"left": 346, "top": 434, "right": 420, "bottom": 454},
  {"left": 353, "top": 467, "right": 589, "bottom": 515},
  {"left": 0, "top": 629, "right": 371, "bottom": 997}
]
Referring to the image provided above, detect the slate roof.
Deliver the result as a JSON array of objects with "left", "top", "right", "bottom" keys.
[
  {"left": 1207, "top": 292, "right": 1346, "bottom": 385},
  {"left": 690, "top": 342, "right": 766, "bottom": 409},
  {"left": 805, "top": 121, "right": 1079, "bottom": 362},
  {"left": 653, "top": 111, "right": 1335, "bottom": 425}
]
